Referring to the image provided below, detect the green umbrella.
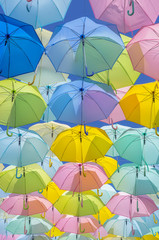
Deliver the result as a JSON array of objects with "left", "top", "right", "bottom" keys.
[
  {"left": 0, "top": 79, "right": 47, "bottom": 136},
  {"left": 54, "top": 191, "right": 104, "bottom": 216},
  {"left": 110, "top": 164, "right": 159, "bottom": 195},
  {"left": 114, "top": 128, "right": 159, "bottom": 165},
  {"left": 0, "top": 164, "right": 51, "bottom": 194},
  {"left": 6, "top": 216, "right": 53, "bottom": 234}
]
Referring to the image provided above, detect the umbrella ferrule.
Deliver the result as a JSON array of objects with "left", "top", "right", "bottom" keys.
[
  {"left": 23, "top": 167, "right": 25, "bottom": 177},
  {"left": 152, "top": 91, "right": 155, "bottom": 102},
  {"left": 11, "top": 90, "right": 16, "bottom": 102},
  {"left": 18, "top": 133, "right": 22, "bottom": 145},
  {"left": 143, "top": 132, "right": 146, "bottom": 145},
  {"left": 130, "top": 195, "right": 132, "bottom": 204},
  {"left": 136, "top": 167, "right": 138, "bottom": 178}
]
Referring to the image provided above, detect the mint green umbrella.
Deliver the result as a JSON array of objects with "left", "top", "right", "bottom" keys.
[
  {"left": 110, "top": 164, "right": 159, "bottom": 195},
  {"left": 6, "top": 216, "right": 53, "bottom": 234},
  {"left": 114, "top": 128, "right": 159, "bottom": 165}
]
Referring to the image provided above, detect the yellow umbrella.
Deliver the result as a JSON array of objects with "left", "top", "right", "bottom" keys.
[
  {"left": 46, "top": 226, "right": 64, "bottom": 238},
  {"left": 51, "top": 125, "right": 112, "bottom": 164},
  {"left": 120, "top": 81, "right": 159, "bottom": 133},
  {"left": 91, "top": 156, "right": 118, "bottom": 184},
  {"left": 42, "top": 182, "right": 65, "bottom": 204},
  {"left": 136, "top": 235, "right": 159, "bottom": 240},
  {"left": 89, "top": 35, "right": 140, "bottom": 89},
  {"left": 93, "top": 206, "right": 114, "bottom": 225}
]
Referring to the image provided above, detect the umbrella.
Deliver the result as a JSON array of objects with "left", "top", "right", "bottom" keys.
[
  {"left": 119, "top": 81, "right": 159, "bottom": 130},
  {"left": 89, "top": 35, "right": 140, "bottom": 89},
  {"left": 6, "top": 216, "right": 53, "bottom": 235},
  {"left": 126, "top": 23, "right": 159, "bottom": 80},
  {"left": 55, "top": 215, "right": 101, "bottom": 234},
  {"left": 110, "top": 164, "right": 159, "bottom": 195},
  {"left": 93, "top": 206, "right": 114, "bottom": 225},
  {"left": 91, "top": 157, "right": 118, "bottom": 182},
  {"left": 42, "top": 182, "right": 65, "bottom": 205},
  {"left": 46, "top": 226, "right": 64, "bottom": 238},
  {"left": 106, "top": 192, "right": 158, "bottom": 219},
  {"left": 54, "top": 191, "right": 104, "bottom": 216},
  {"left": 92, "top": 184, "right": 116, "bottom": 205},
  {"left": 46, "top": 17, "right": 125, "bottom": 77},
  {"left": 53, "top": 162, "right": 108, "bottom": 192},
  {"left": 0, "top": 236, "right": 20, "bottom": 240},
  {"left": 104, "top": 215, "right": 151, "bottom": 238},
  {"left": 114, "top": 128, "right": 159, "bottom": 165},
  {"left": 17, "top": 235, "right": 51, "bottom": 240},
  {"left": 44, "top": 206, "right": 62, "bottom": 225},
  {"left": 38, "top": 156, "right": 63, "bottom": 179},
  {"left": 58, "top": 233, "right": 96, "bottom": 240},
  {"left": 101, "top": 125, "right": 130, "bottom": 157},
  {"left": 0, "top": 79, "right": 47, "bottom": 135},
  {"left": 16, "top": 28, "right": 68, "bottom": 87},
  {"left": 0, "top": 14, "right": 44, "bottom": 78},
  {"left": 89, "top": 0, "right": 159, "bottom": 33},
  {"left": 51, "top": 125, "right": 112, "bottom": 163},
  {"left": 48, "top": 80, "right": 118, "bottom": 124},
  {"left": 0, "top": 192, "right": 52, "bottom": 216},
  {"left": 0, "top": 0, "right": 72, "bottom": 28},
  {"left": 0, "top": 164, "right": 51, "bottom": 194},
  {"left": 91, "top": 226, "right": 108, "bottom": 238},
  {"left": 0, "top": 128, "right": 49, "bottom": 167}
]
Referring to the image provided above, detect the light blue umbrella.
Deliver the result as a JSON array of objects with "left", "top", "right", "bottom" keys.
[
  {"left": 104, "top": 215, "right": 151, "bottom": 238},
  {"left": 0, "top": 128, "right": 49, "bottom": 167},
  {"left": 38, "top": 156, "right": 63, "bottom": 178},
  {"left": 46, "top": 17, "right": 125, "bottom": 77},
  {"left": 142, "top": 211, "right": 159, "bottom": 235},
  {"left": 48, "top": 80, "right": 118, "bottom": 124},
  {"left": 17, "top": 234, "right": 51, "bottom": 240},
  {"left": 101, "top": 124, "right": 130, "bottom": 157},
  {"left": 0, "top": 14, "right": 44, "bottom": 78},
  {"left": 0, "top": 218, "right": 11, "bottom": 235},
  {"left": 0, "top": 0, "right": 72, "bottom": 28},
  {"left": 92, "top": 184, "right": 116, "bottom": 205}
]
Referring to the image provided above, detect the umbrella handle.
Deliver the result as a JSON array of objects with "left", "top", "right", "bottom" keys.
[
  {"left": 85, "top": 66, "right": 94, "bottom": 77},
  {"left": 127, "top": 0, "right": 134, "bottom": 16},
  {"left": 152, "top": 231, "right": 157, "bottom": 237},
  {"left": 16, "top": 168, "right": 22, "bottom": 179},
  {"left": 97, "top": 189, "right": 103, "bottom": 197},
  {"left": 41, "top": 212, "right": 46, "bottom": 219},
  {"left": 82, "top": 165, "right": 86, "bottom": 177},
  {"left": 6, "top": 126, "right": 13, "bottom": 137},
  {"left": 49, "top": 158, "right": 53, "bottom": 168},
  {"left": 111, "top": 119, "right": 118, "bottom": 130},
  {"left": 38, "top": 189, "right": 43, "bottom": 194},
  {"left": 153, "top": 214, "right": 158, "bottom": 224},
  {"left": 28, "top": 74, "right": 36, "bottom": 85},
  {"left": 23, "top": 199, "right": 29, "bottom": 210},
  {"left": 84, "top": 125, "right": 88, "bottom": 135},
  {"left": 80, "top": 223, "right": 85, "bottom": 233},
  {"left": 155, "top": 125, "right": 159, "bottom": 136}
]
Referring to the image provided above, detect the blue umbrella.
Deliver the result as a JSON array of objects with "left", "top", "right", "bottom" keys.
[
  {"left": 0, "top": 0, "right": 72, "bottom": 28},
  {"left": 46, "top": 17, "right": 125, "bottom": 77},
  {"left": 0, "top": 128, "right": 49, "bottom": 167},
  {"left": 0, "top": 14, "right": 44, "bottom": 78},
  {"left": 48, "top": 80, "right": 118, "bottom": 124}
]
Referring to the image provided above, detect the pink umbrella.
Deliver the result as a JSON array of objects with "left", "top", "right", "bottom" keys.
[
  {"left": 101, "top": 87, "right": 130, "bottom": 125},
  {"left": 106, "top": 192, "right": 158, "bottom": 219},
  {"left": 0, "top": 236, "right": 19, "bottom": 240},
  {"left": 0, "top": 193, "right": 52, "bottom": 216},
  {"left": 55, "top": 215, "right": 101, "bottom": 234},
  {"left": 44, "top": 205, "right": 62, "bottom": 224},
  {"left": 53, "top": 162, "right": 108, "bottom": 192},
  {"left": 91, "top": 226, "right": 108, "bottom": 238},
  {"left": 127, "top": 23, "right": 159, "bottom": 80},
  {"left": 89, "top": 0, "right": 159, "bottom": 33}
]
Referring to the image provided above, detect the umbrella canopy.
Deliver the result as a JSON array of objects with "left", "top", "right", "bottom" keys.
[
  {"left": 0, "top": 79, "right": 47, "bottom": 132},
  {"left": 51, "top": 125, "right": 112, "bottom": 163},
  {"left": 17, "top": 235, "right": 51, "bottom": 240},
  {"left": 0, "top": 14, "right": 44, "bottom": 78},
  {"left": 101, "top": 124, "right": 130, "bottom": 157},
  {"left": 58, "top": 233, "right": 96, "bottom": 240},
  {"left": 110, "top": 164, "right": 159, "bottom": 195},
  {"left": 46, "top": 226, "right": 64, "bottom": 238},
  {"left": 16, "top": 28, "right": 68, "bottom": 87},
  {"left": 56, "top": 215, "right": 101, "bottom": 234},
  {"left": 48, "top": 80, "right": 118, "bottom": 124},
  {"left": 53, "top": 162, "right": 108, "bottom": 192},
  {"left": 54, "top": 191, "right": 104, "bottom": 216},
  {"left": 93, "top": 206, "right": 114, "bottom": 225},
  {"left": 104, "top": 215, "right": 151, "bottom": 238},
  {"left": 114, "top": 128, "right": 159, "bottom": 165},
  {"left": 106, "top": 192, "right": 158, "bottom": 219},
  {"left": 46, "top": 17, "right": 125, "bottom": 77},
  {"left": 119, "top": 81, "right": 159, "bottom": 129},
  {"left": 0, "top": 164, "right": 51, "bottom": 194},
  {"left": 0, "top": 192, "right": 52, "bottom": 216},
  {"left": 126, "top": 23, "right": 159, "bottom": 80},
  {"left": 92, "top": 184, "right": 116, "bottom": 205},
  {"left": 91, "top": 226, "right": 108, "bottom": 238},
  {"left": 6, "top": 216, "right": 53, "bottom": 235},
  {"left": 0, "top": 0, "right": 72, "bottom": 28},
  {"left": 89, "top": 35, "right": 140, "bottom": 89},
  {"left": 42, "top": 182, "right": 65, "bottom": 205},
  {"left": 89, "top": 0, "right": 159, "bottom": 33},
  {"left": 45, "top": 206, "right": 62, "bottom": 225},
  {"left": 0, "top": 128, "right": 49, "bottom": 167}
]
